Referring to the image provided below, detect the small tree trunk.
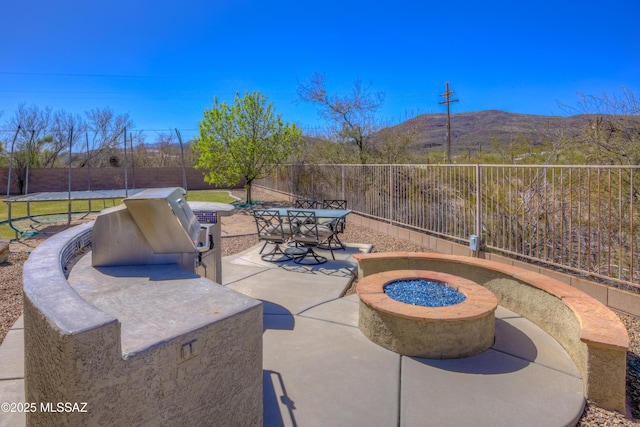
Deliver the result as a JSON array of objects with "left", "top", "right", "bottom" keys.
[{"left": 245, "top": 180, "right": 252, "bottom": 204}]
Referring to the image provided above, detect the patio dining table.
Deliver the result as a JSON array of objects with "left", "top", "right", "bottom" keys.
[
  {"left": 274, "top": 208, "right": 352, "bottom": 221},
  {"left": 276, "top": 207, "right": 351, "bottom": 263}
]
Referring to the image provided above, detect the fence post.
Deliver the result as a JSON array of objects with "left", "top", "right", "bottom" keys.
[
  {"left": 475, "top": 164, "right": 482, "bottom": 252},
  {"left": 630, "top": 168, "right": 634, "bottom": 283},
  {"left": 389, "top": 165, "right": 394, "bottom": 224},
  {"left": 341, "top": 165, "right": 345, "bottom": 201}
]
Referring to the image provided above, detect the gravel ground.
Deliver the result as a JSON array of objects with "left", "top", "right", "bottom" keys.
[
  {"left": 0, "top": 251, "right": 28, "bottom": 343},
  {"left": 1, "top": 189, "right": 639, "bottom": 425}
]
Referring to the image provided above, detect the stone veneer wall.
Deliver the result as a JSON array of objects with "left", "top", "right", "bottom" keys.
[
  {"left": 354, "top": 252, "right": 629, "bottom": 413},
  {"left": 22, "top": 223, "right": 263, "bottom": 426}
]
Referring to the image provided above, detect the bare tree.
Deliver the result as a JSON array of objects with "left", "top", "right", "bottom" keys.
[
  {"left": 566, "top": 88, "right": 640, "bottom": 165},
  {"left": 0, "top": 111, "right": 4, "bottom": 164},
  {"left": 48, "top": 110, "right": 87, "bottom": 167},
  {"left": 4, "top": 104, "right": 52, "bottom": 193},
  {"left": 371, "top": 123, "right": 417, "bottom": 164},
  {"left": 129, "top": 131, "right": 193, "bottom": 168},
  {"left": 297, "top": 73, "right": 385, "bottom": 164},
  {"left": 133, "top": 139, "right": 153, "bottom": 167},
  {"left": 84, "top": 107, "right": 135, "bottom": 167},
  {"left": 154, "top": 131, "right": 181, "bottom": 167},
  {"left": 6, "top": 104, "right": 51, "bottom": 150},
  {"left": 302, "top": 136, "right": 360, "bottom": 165}
]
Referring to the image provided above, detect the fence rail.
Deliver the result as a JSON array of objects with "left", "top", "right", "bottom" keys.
[{"left": 256, "top": 164, "right": 640, "bottom": 292}]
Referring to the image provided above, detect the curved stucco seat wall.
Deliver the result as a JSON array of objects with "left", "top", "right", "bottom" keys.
[
  {"left": 23, "top": 223, "right": 263, "bottom": 426},
  {"left": 352, "top": 252, "right": 629, "bottom": 414}
]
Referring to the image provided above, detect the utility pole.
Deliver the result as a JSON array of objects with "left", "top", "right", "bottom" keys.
[{"left": 439, "top": 81, "right": 458, "bottom": 163}]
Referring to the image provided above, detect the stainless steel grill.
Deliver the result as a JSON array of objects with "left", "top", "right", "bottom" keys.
[{"left": 92, "top": 187, "right": 218, "bottom": 281}]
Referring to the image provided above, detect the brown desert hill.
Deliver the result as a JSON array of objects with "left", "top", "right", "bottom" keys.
[{"left": 382, "top": 110, "right": 591, "bottom": 154}]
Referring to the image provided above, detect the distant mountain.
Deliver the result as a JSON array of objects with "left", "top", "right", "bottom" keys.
[{"left": 384, "top": 110, "right": 591, "bottom": 154}]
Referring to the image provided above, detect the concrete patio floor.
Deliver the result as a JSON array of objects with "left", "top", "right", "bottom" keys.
[
  {"left": 224, "top": 243, "right": 585, "bottom": 427},
  {"left": 0, "top": 242, "right": 585, "bottom": 426}
]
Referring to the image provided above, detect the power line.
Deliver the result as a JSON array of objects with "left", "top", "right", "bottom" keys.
[
  {"left": 0, "top": 125, "right": 325, "bottom": 136},
  {"left": 0, "top": 71, "right": 246, "bottom": 81}
]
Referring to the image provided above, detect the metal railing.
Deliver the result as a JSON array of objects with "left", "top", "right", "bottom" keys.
[{"left": 256, "top": 164, "right": 640, "bottom": 291}]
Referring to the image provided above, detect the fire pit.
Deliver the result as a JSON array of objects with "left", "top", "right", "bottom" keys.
[
  {"left": 384, "top": 278, "right": 466, "bottom": 307},
  {"left": 356, "top": 270, "right": 497, "bottom": 359}
]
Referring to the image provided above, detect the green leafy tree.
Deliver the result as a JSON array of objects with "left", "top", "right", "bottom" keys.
[{"left": 195, "top": 91, "right": 302, "bottom": 204}]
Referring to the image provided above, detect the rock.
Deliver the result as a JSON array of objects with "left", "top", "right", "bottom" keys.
[{"left": 0, "top": 238, "right": 9, "bottom": 263}]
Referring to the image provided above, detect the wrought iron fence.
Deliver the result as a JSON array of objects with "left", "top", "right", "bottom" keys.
[{"left": 256, "top": 164, "right": 640, "bottom": 291}]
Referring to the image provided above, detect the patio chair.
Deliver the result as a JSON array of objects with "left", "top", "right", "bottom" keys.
[
  {"left": 323, "top": 200, "right": 347, "bottom": 210},
  {"left": 287, "top": 209, "right": 334, "bottom": 265},
  {"left": 320, "top": 199, "right": 348, "bottom": 250},
  {"left": 294, "top": 199, "right": 319, "bottom": 209},
  {"left": 253, "top": 209, "right": 293, "bottom": 262}
]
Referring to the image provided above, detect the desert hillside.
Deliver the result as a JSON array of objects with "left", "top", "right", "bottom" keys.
[{"left": 384, "top": 110, "right": 590, "bottom": 154}]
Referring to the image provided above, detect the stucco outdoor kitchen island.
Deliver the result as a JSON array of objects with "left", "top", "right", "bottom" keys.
[{"left": 22, "top": 189, "right": 263, "bottom": 426}]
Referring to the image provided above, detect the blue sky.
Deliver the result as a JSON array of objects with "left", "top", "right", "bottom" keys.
[{"left": 1, "top": 0, "right": 638, "bottom": 141}]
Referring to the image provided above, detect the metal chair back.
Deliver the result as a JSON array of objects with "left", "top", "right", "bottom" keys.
[
  {"left": 295, "top": 199, "right": 319, "bottom": 209},
  {"left": 322, "top": 200, "right": 347, "bottom": 235},
  {"left": 253, "top": 209, "right": 288, "bottom": 242},
  {"left": 252, "top": 209, "right": 292, "bottom": 262},
  {"left": 323, "top": 200, "right": 347, "bottom": 210},
  {"left": 287, "top": 209, "right": 334, "bottom": 264}
]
